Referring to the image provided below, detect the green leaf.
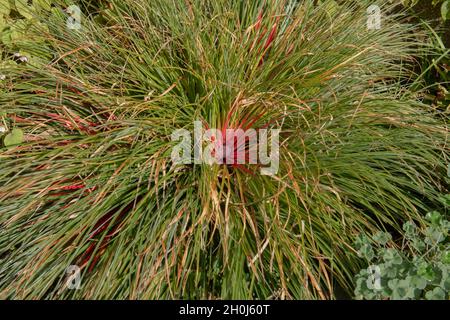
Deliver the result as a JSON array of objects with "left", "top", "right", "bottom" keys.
[
  {"left": 418, "top": 263, "right": 436, "bottom": 282},
  {"left": 440, "top": 273, "right": 450, "bottom": 291},
  {"left": 1, "top": 27, "right": 12, "bottom": 45},
  {"left": 411, "top": 238, "right": 426, "bottom": 251},
  {"left": 425, "top": 226, "right": 445, "bottom": 244},
  {"left": 442, "top": 1, "right": 450, "bottom": 21},
  {"left": 358, "top": 243, "right": 375, "bottom": 261},
  {"left": 426, "top": 211, "right": 442, "bottom": 226},
  {"left": 354, "top": 233, "right": 370, "bottom": 250},
  {"left": 373, "top": 231, "right": 392, "bottom": 245},
  {"left": 0, "top": 1, "right": 10, "bottom": 16},
  {"left": 3, "top": 128, "right": 24, "bottom": 147},
  {"left": 33, "top": 0, "right": 51, "bottom": 12},
  {"left": 383, "top": 249, "right": 403, "bottom": 265},
  {"left": 409, "top": 275, "right": 427, "bottom": 290},
  {"left": 15, "top": 0, "right": 36, "bottom": 19},
  {"left": 425, "top": 287, "right": 446, "bottom": 300},
  {"left": 403, "top": 221, "right": 417, "bottom": 238},
  {"left": 443, "top": 251, "right": 450, "bottom": 265}
]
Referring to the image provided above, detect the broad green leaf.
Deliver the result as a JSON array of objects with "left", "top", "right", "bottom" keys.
[{"left": 3, "top": 128, "right": 24, "bottom": 146}]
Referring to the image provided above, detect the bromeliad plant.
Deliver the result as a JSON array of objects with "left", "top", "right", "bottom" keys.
[{"left": 0, "top": 0, "right": 449, "bottom": 299}]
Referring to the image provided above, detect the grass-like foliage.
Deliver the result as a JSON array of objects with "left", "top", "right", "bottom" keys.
[{"left": 0, "top": 0, "right": 449, "bottom": 299}]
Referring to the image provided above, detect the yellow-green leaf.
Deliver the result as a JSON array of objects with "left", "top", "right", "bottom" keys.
[
  {"left": 0, "top": 1, "right": 10, "bottom": 16},
  {"left": 0, "top": 15, "right": 5, "bottom": 33},
  {"left": 15, "top": 0, "right": 35, "bottom": 19},
  {"left": 3, "top": 128, "right": 24, "bottom": 147},
  {"left": 34, "top": 0, "right": 51, "bottom": 12}
]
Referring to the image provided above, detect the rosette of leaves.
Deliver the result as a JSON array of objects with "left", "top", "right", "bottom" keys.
[
  {"left": 0, "top": 0, "right": 449, "bottom": 299},
  {"left": 354, "top": 208, "right": 450, "bottom": 300}
]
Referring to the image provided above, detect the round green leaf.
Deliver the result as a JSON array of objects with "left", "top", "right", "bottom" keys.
[
  {"left": 410, "top": 275, "right": 427, "bottom": 290},
  {"left": 373, "top": 231, "right": 392, "bottom": 245},
  {"left": 425, "top": 287, "right": 446, "bottom": 300},
  {"left": 3, "top": 128, "right": 24, "bottom": 146},
  {"left": 358, "top": 243, "right": 375, "bottom": 261},
  {"left": 383, "top": 248, "right": 403, "bottom": 265},
  {"left": 426, "top": 211, "right": 442, "bottom": 226}
]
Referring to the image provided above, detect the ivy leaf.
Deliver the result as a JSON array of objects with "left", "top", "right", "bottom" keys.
[
  {"left": 358, "top": 243, "right": 375, "bottom": 261},
  {"left": 377, "top": 261, "right": 397, "bottom": 279},
  {"left": 425, "top": 226, "right": 445, "bottom": 245},
  {"left": 403, "top": 221, "right": 417, "bottom": 238},
  {"left": 383, "top": 248, "right": 403, "bottom": 265},
  {"left": 389, "top": 278, "right": 418, "bottom": 300},
  {"left": 411, "top": 238, "right": 426, "bottom": 251},
  {"left": 425, "top": 287, "right": 446, "bottom": 300},
  {"left": 3, "top": 128, "right": 24, "bottom": 146},
  {"left": 409, "top": 275, "right": 427, "bottom": 290},
  {"left": 373, "top": 231, "right": 392, "bottom": 245},
  {"left": 418, "top": 262, "right": 436, "bottom": 282},
  {"left": 355, "top": 233, "right": 370, "bottom": 250}
]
